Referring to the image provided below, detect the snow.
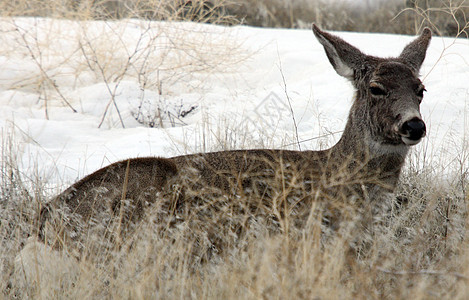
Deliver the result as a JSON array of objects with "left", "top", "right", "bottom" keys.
[{"left": 0, "top": 18, "right": 468, "bottom": 192}]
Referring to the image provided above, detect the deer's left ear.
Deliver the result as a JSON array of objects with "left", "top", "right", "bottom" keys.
[{"left": 399, "top": 28, "right": 432, "bottom": 73}]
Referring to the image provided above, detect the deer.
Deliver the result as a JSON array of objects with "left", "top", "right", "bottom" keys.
[{"left": 37, "top": 25, "right": 431, "bottom": 260}]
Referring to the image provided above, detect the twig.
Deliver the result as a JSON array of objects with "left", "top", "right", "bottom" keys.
[
  {"left": 117, "top": 159, "right": 131, "bottom": 249},
  {"left": 277, "top": 47, "right": 301, "bottom": 151},
  {"left": 377, "top": 267, "right": 469, "bottom": 281},
  {"left": 281, "top": 130, "right": 343, "bottom": 148},
  {"left": 14, "top": 20, "right": 77, "bottom": 114},
  {"left": 78, "top": 30, "right": 126, "bottom": 128},
  {"left": 393, "top": 2, "right": 469, "bottom": 81}
]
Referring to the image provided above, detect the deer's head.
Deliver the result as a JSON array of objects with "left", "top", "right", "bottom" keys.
[{"left": 313, "top": 25, "right": 431, "bottom": 149}]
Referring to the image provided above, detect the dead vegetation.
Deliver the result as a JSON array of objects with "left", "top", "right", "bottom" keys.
[
  {"left": 3, "top": 143, "right": 469, "bottom": 298},
  {"left": 3, "top": 0, "right": 467, "bottom": 37}
]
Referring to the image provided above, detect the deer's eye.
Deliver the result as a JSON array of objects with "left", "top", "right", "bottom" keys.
[
  {"left": 369, "top": 85, "right": 387, "bottom": 96},
  {"left": 417, "top": 88, "right": 426, "bottom": 98}
]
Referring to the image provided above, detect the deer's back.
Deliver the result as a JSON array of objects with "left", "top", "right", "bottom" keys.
[
  {"left": 38, "top": 150, "right": 328, "bottom": 246},
  {"left": 170, "top": 149, "right": 327, "bottom": 192}
]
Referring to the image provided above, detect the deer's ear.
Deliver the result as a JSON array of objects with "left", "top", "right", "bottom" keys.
[
  {"left": 312, "top": 24, "right": 366, "bottom": 80},
  {"left": 399, "top": 28, "right": 432, "bottom": 73}
]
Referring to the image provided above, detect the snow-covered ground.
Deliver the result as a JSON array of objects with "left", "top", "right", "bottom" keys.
[{"left": 0, "top": 18, "right": 468, "bottom": 192}]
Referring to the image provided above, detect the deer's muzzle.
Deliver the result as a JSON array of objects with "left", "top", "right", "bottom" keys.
[{"left": 400, "top": 117, "right": 426, "bottom": 145}]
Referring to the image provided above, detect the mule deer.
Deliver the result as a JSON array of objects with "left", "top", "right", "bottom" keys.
[{"left": 38, "top": 25, "right": 431, "bottom": 259}]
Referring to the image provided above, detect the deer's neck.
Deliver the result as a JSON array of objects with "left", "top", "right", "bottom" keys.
[
  {"left": 327, "top": 112, "right": 410, "bottom": 191},
  {"left": 333, "top": 117, "right": 410, "bottom": 158}
]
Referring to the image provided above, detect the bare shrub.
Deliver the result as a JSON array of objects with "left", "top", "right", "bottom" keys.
[
  {"left": 399, "top": 0, "right": 469, "bottom": 37},
  {"left": 0, "top": 17, "right": 248, "bottom": 128},
  {"left": 0, "top": 0, "right": 237, "bottom": 24}
]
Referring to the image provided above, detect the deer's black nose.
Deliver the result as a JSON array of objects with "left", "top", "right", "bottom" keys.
[{"left": 401, "top": 118, "right": 426, "bottom": 141}]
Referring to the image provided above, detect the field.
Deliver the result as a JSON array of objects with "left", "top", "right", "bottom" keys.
[{"left": 1, "top": 1, "right": 469, "bottom": 298}]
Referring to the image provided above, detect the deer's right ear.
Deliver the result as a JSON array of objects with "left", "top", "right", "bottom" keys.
[{"left": 312, "top": 24, "right": 366, "bottom": 80}]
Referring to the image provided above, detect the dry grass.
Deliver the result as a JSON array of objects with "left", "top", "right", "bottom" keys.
[
  {"left": 3, "top": 145, "right": 469, "bottom": 298},
  {"left": 1, "top": 0, "right": 469, "bottom": 299},
  {"left": 0, "top": 0, "right": 237, "bottom": 24},
  {"left": 214, "top": 0, "right": 468, "bottom": 36},
  {"left": 2, "top": 0, "right": 468, "bottom": 36},
  {"left": 3, "top": 121, "right": 469, "bottom": 299}
]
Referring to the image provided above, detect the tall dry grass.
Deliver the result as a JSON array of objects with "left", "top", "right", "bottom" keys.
[{"left": 5, "top": 145, "right": 469, "bottom": 298}]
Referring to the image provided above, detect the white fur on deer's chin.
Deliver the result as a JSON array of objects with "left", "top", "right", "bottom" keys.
[
  {"left": 369, "top": 139, "right": 410, "bottom": 157},
  {"left": 401, "top": 136, "right": 422, "bottom": 146}
]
